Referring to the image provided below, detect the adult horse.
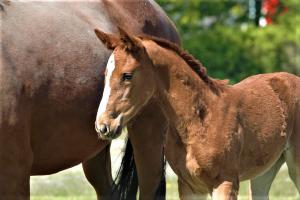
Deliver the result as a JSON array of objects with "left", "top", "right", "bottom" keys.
[
  {"left": 94, "top": 28, "right": 300, "bottom": 199},
  {"left": 0, "top": 0, "right": 180, "bottom": 199}
]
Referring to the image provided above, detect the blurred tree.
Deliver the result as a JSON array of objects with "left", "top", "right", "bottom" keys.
[
  {"left": 157, "top": 0, "right": 250, "bottom": 32},
  {"left": 156, "top": 0, "right": 300, "bottom": 83}
]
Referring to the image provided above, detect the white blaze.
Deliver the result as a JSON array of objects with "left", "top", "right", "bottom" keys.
[{"left": 96, "top": 53, "right": 115, "bottom": 123}]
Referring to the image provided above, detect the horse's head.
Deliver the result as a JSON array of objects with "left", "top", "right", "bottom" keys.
[{"left": 94, "top": 27, "right": 156, "bottom": 140}]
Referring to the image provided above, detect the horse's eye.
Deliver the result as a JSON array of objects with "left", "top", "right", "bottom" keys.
[{"left": 122, "top": 73, "right": 133, "bottom": 81}]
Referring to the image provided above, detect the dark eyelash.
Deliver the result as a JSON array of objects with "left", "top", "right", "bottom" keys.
[{"left": 122, "top": 73, "right": 133, "bottom": 81}]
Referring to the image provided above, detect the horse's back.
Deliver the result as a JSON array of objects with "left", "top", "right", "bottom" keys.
[{"left": 0, "top": 0, "right": 179, "bottom": 174}]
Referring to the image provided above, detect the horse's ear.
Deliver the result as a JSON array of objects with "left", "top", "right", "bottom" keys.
[
  {"left": 117, "top": 26, "right": 144, "bottom": 52},
  {"left": 94, "top": 29, "right": 119, "bottom": 50}
]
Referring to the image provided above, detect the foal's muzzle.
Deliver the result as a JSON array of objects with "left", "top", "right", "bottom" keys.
[{"left": 95, "top": 116, "right": 123, "bottom": 140}]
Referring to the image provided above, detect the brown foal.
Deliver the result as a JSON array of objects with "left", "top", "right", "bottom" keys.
[{"left": 94, "top": 28, "right": 300, "bottom": 200}]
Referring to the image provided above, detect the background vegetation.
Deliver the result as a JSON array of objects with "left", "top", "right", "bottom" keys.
[{"left": 157, "top": 0, "right": 300, "bottom": 83}]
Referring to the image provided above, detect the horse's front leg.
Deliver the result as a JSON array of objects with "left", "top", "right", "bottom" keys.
[
  {"left": 212, "top": 179, "right": 239, "bottom": 200},
  {"left": 82, "top": 143, "right": 112, "bottom": 200},
  {"left": 0, "top": 104, "right": 33, "bottom": 199},
  {"left": 128, "top": 100, "right": 167, "bottom": 199}
]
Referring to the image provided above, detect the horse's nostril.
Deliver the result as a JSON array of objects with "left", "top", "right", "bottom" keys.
[{"left": 99, "top": 124, "right": 108, "bottom": 134}]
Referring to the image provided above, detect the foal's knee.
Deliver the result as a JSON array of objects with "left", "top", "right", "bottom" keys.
[{"left": 212, "top": 175, "right": 239, "bottom": 200}]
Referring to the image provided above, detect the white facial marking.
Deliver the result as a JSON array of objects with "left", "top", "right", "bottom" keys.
[{"left": 96, "top": 53, "right": 115, "bottom": 124}]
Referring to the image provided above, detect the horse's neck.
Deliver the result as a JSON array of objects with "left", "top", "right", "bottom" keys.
[{"left": 146, "top": 42, "right": 222, "bottom": 144}]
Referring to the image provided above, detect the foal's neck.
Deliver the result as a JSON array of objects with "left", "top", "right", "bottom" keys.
[{"left": 145, "top": 41, "right": 222, "bottom": 143}]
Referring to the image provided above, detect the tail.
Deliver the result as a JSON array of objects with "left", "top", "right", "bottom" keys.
[
  {"left": 154, "top": 148, "right": 167, "bottom": 200},
  {"left": 110, "top": 138, "right": 138, "bottom": 200}
]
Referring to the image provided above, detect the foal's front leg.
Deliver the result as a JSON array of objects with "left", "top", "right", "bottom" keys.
[{"left": 212, "top": 179, "right": 239, "bottom": 200}]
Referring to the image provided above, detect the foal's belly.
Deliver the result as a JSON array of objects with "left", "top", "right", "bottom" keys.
[{"left": 238, "top": 130, "right": 288, "bottom": 180}]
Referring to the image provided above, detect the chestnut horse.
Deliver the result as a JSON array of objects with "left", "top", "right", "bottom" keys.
[
  {"left": 0, "top": 1, "right": 180, "bottom": 199},
  {"left": 94, "top": 28, "right": 300, "bottom": 200}
]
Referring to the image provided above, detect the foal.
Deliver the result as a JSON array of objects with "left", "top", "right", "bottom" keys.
[{"left": 94, "top": 28, "right": 300, "bottom": 199}]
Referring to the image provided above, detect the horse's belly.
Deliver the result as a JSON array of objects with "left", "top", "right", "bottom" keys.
[{"left": 30, "top": 107, "right": 108, "bottom": 175}]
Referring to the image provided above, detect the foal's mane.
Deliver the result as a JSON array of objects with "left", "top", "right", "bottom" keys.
[{"left": 139, "top": 35, "right": 224, "bottom": 95}]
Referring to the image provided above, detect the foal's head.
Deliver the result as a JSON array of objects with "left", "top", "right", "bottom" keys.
[{"left": 94, "top": 28, "right": 156, "bottom": 140}]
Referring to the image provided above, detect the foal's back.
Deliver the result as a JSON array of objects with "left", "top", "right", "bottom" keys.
[{"left": 233, "top": 72, "right": 300, "bottom": 180}]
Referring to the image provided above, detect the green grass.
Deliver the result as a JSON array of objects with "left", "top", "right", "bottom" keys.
[
  {"left": 166, "top": 165, "right": 299, "bottom": 200},
  {"left": 31, "top": 164, "right": 299, "bottom": 200},
  {"left": 31, "top": 197, "right": 94, "bottom": 200},
  {"left": 30, "top": 166, "right": 95, "bottom": 197}
]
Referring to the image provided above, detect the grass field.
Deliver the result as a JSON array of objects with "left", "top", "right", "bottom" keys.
[
  {"left": 30, "top": 164, "right": 299, "bottom": 200},
  {"left": 30, "top": 139, "right": 299, "bottom": 200}
]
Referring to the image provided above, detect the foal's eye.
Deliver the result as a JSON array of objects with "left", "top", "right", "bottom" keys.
[{"left": 122, "top": 73, "right": 133, "bottom": 81}]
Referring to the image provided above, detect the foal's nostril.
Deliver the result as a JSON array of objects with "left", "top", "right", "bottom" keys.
[
  {"left": 99, "top": 124, "right": 109, "bottom": 134},
  {"left": 110, "top": 111, "right": 118, "bottom": 119}
]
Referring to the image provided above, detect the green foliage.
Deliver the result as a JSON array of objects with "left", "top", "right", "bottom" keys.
[{"left": 157, "top": 0, "right": 300, "bottom": 83}]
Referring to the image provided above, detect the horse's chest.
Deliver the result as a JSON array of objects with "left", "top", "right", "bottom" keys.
[
  {"left": 165, "top": 125, "right": 229, "bottom": 192},
  {"left": 165, "top": 132, "right": 212, "bottom": 192},
  {"left": 167, "top": 144, "right": 221, "bottom": 193}
]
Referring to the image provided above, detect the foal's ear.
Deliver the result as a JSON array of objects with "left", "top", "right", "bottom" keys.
[
  {"left": 94, "top": 29, "right": 119, "bottom": 50},
  {"left": 117, "top": 26, "right": 144, "bottom": 52}
]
